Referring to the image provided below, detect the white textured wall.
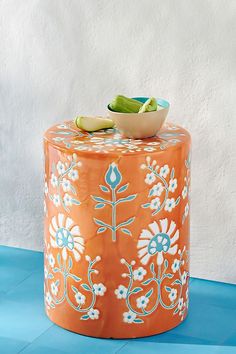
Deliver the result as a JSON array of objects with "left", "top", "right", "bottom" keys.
[{"left": 0, "top": 0, "right": 236, "bottom": 284}]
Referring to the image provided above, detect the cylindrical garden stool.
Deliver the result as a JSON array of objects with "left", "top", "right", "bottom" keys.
[{"left": 43, "top": 121, "right": 191, "bottom": 338}]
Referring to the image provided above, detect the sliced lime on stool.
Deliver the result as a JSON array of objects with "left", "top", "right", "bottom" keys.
[{"left": 74, "top": 116, "right": 115, "bottom": 132}]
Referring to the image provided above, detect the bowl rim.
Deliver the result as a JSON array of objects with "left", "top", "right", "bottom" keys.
[{"left": 107, "top": 96, "right": 170, "bottom": 113}]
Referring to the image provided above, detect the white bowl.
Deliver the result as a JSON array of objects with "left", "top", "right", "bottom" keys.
[{"left": 107, "top": 97, "right": 169, "bottom": 139}]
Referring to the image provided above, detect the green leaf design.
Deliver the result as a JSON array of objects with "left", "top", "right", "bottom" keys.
[
  {"left": 52, "top": 131, "right": 74, "bottom": 135},
  {"left": 81, "top": 284, "right": 91, "bottom": 292},
  {"left": 165, "top": 273, "right": 174, "bottom": 279},
  {"left": 95, "top": 203, "right": 105, "bottom": 209},
  {"left": 68, "top": 256, "right": 72, "bottom": 270},
  {"left": 165, "top": 286, "right": 172, "bottom": 292},
  {"left": 150, "top": 263, "right": 155, "bottom": 274},
  {"left": 142, "top": 203, "right": 151, "bottom": 209},
  {"left": 94, "top": 218, "right": 111, "bottom": 229},
  {"left": 99, "top": 185, "right": 109, "bottom": 193},
  {"left": 97, "top": 227, "right": 107, "bottom": 234},
  {"left": 148, "top": 189, "right": 154, "bottom": 197},
  {"left": 145, "top": 288, "right": 153, "bottom": 298},
  {"left": 117, "top": 183, "right": 129, "bottom": 193},
  {"left": 133, "top": 318, "right": 144, "bottom": 323},
  {"left": 172, "top": 279, "right": 182, "bottom": 285},
  {"left": 71, "top": 285, "right": 78, "bottom": 293},
  {"left": 131, "top": 287, "right": 142, "bottom": 294},
  {"left": 70, "top": 185, "right": 76, "bottom": 195},
  {"left": 91, "top": 196, "right": 107, "bottom": 203},
  {"left": 121, "top": 228, "right": 132, "bottom": 236},
  {"left": 71, "top": 198, "right": 81, "bottom": 205},
  {"left": 170, "top": 167, "right": 175, "bottom": 179},
  {"left": 164, "top": 259, "right": 168, "bottom": 269},
  {"left": 81, "top": 314, "right": 89, "bottom": 320},
  {"left": 47, "top": 273, "right": 54, "bottom": 279},
  {"left": 175, "top": 196, "right": 180, "bottom": 206},
  {"left": 142, "top": 278, "right": 153, "bottom": 285},
  {"left": 116, "top": 194, "right": 137, "bottom": 204},
  {"left": 117, "top": 217, "right": 135, "bottom": 229},
  {"left": 71, "top": 274, "right": 81, "bottom": 282},
  {"left": 53, "top": 267, "right": 60, "bottom": 273},
  {"left": 55, "top": 279, "right": 60, "bottom": 287},
  {"left": 173, "top": 307, "right": 179, "bottom": 314}
]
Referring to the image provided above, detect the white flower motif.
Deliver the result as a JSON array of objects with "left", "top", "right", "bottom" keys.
[
  {"left": 49, "top": 214, "right": 84, "bottom": 262},
  {"left": 150, "top": 197, "right": 161, "bottom": 210},
  {"left": 53, "top": 194, "right": 61, "bottom": 207},
  {"left": 75, "top": 291, "right": 86, "bottom": 305},
  {"left": 57, "top": 124, "right": 68, "bottom": 129},
  {"left": 45, "top": 291, "right": 52, "bottom": 306},
  {"left": 147, "top": 141, "right": 160, "bottom": 146},
  {"left": 169, "top": 178, "right": 177, "bottom": 193},
  {"left": 137, "top": 295, "right": 149, "bottom": 309},
  {"left": 44, "top": 266, "right": 48, "bottom": 279},
  {"left": 159, "top": 164, "right": 170, "bottom": 178},
  {"left": 44, "top": 200, "right": 47, "bottom": 214},
  {"left": 185, "top": 203, "right": 189, "bottom": 217},
  {"left": 88, "top": 308, "right": 99, "bottom": 320},
  {"left": 178, "top": 297, "right": 184, "bottom": 310},
  {"left": 145, "top": 172, "right": 156, "bottom": 185},
  {"left": 57, "top": 161, "right": 66, "bottom": 175},
  {"left": 182, "top": 186, "right": 188, "bottom": 199},
  {"left": 123, "top": 311, "right": 136, "bottom": 323},
  {"left": 144, "top": 147, "right": 156, "bottom": 152},
  {"left": 133, "top": 267, "right": 147, "bottom": 281},
  {"left": 53, "top": 137, "right": 65, "bottom": 142},
  {"left": 68, "top": 169, "right": 79, "bottom": 181},
  {"left": 150, "top": 182, "right": 164, "bottom": 197},
  {"left": 137, "top": 219, "right": 179, "bottom": 266},
  {"left": 171, "top": 258, "right": 180, "bottom": 273},
  {"left": 167, "top": 125, "right": 178, "bottom": 130},
  {"left": 63, "top": 193, "right": 73, "bottom": 207},
  {"left": 181, "top": 271, "right": 188, "bottom": 285},
  {"left": 50, "top": 173, "right": 58, "bottom": 188},
  {"left": 164, "top": 198, "right": 176, "bottom": 212},
  {"left": 93, "top": 283, "right": 106, "bottom": 296},
  {"left": 114, "top": 285, "right": 128, "bottom": 299},
  {"left": 62, "top": 178, "right": 71, "bottom": 192},
  {"left": 51, "top": 282, "right": 58, "bottom": 296},
  {"left": 45, "top": 182, "right": 48, "bottom": 195},
  {"left": 48, "top": 253, "right": 55, "bottom": 268},
  {"left": 168, "top": 288, "right": 177, "bottom": 302}
]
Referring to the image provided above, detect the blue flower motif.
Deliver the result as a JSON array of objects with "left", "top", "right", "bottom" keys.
[{"left": 105, "top": 163, "right": 121, "bottom": 190}]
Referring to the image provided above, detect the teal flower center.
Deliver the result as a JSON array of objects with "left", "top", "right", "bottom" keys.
[
  {"left": 56, "top": 227, "right": 74, "bottom": 250},
  {"left": 148, "top": 233, "right": 170, "bottom": 255}
]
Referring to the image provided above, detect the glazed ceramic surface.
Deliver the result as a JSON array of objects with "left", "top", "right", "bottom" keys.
[{"left": 43, "top": 121, "right": 191, "bottom": 338}]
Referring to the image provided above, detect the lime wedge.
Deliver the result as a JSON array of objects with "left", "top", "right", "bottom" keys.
[
  {"left": 74, "top": 116, "right": 115, "bottom": 132},
  {"left": 138, "top": 97, "right": 157, "bottom": 113}
]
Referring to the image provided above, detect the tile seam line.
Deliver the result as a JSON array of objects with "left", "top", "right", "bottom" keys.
[
  {"left": 17, "top": 324, "right": 55, "bottom": 353},
  {"left": 4, "top": 270, "right": 39, "bottom": 296},
  {"left": 114, "top": 342, "right": 129, "bottom": 354}
]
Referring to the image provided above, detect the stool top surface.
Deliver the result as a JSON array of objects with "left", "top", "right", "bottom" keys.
[{"left": 44, "top": 121, "right": 190, "bottom": 155}]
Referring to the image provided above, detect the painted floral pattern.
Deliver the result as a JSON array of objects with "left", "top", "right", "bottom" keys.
[
  {"left": 116, "top": 240, "right": 189, "bottom": 324},
  {"left": 92, "top": 162, "right": 137, "bottom": 242},
  {"left": 141, "top": 156, "right": 181, "bottom": 216},
  {"left": 45, "top": 214, "right": 105, "bottom": 321},
  {"left": 48, "top": 153, "right": 81, "bottom": 212},
  {"left": 182, "top": 152, "right": 191, "bottom": 224},
  {"left": 44, "top": 121, "right": 191, "bottom": 334},
  {"left": 44, "top": 121, "right": 188, "bottom": 155}
]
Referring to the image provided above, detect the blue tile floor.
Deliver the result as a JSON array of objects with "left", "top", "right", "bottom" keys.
[{"left": 0, "top": 245, "right": 236, "bottom": 354}]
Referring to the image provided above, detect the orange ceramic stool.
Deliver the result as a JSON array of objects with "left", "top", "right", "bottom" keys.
[{"left": 44, "top": 121, "right": 191, "bottom": 338}]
